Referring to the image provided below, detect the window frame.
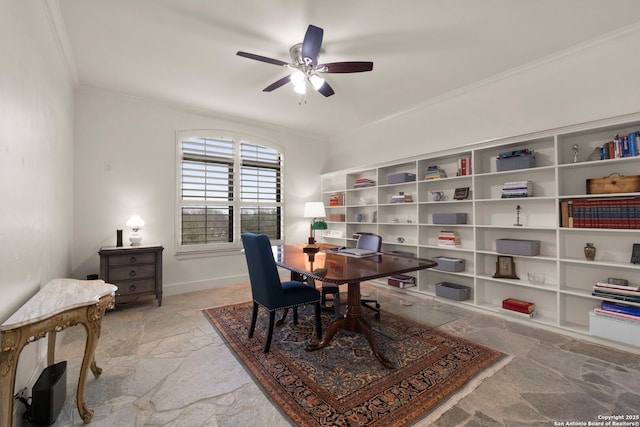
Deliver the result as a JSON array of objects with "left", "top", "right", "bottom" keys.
[{"left": 175, "top": 130, "right": 285, "bottom": 255}]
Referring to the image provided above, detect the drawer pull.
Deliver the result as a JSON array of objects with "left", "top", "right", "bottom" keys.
[
  {"left": 129, "top": 285, "right": 136, "bottom": 292},
  {"left": 129, "top": 256, "right": 137, "bottom": 264},
  {"left": 129, "top": 270, "right": 137, "bottom": 277}
]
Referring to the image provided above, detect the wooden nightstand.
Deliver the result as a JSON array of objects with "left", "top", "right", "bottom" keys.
[{"left": 99, "top": 245, "right": 164, "bottom": 306}]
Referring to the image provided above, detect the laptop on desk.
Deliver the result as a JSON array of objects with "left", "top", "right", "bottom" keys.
[{"left": 340, "top": 248, "right": 378, "bottom": 257}]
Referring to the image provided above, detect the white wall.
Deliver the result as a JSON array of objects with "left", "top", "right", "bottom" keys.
[
  {"left": 326, "top": 25, "right": 640, "bottom": 171},
  {"left": 72, "top": 87, "right": 327, "bottom": 294},
  {"left": 0, "top": 0, "right": 75, "bottom": 417}
]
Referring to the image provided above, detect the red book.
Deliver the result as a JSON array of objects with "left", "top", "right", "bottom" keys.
[
  {"left": 502, "top": 298, "right": 535, "bottom": 314},
  {"left": 388, "top": 275, "right": 416, "bottom": 288},
  {"left": 633, "top": 199, "right": 640, "bottom": 229}
]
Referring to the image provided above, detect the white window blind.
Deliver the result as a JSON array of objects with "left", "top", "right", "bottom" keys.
[{"left": 177, "top": 133, "right": 283, "bottom": 251}]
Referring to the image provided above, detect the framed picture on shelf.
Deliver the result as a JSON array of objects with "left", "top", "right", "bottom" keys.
[
  {"left": 493, "top": 255, "right": 519, "bottom": 279},
  {"left": 631, "top": 243, "right": 640, "bottom": 264},
  {"left": 453, "top": 187, "right": 470, "bottom": 200}
]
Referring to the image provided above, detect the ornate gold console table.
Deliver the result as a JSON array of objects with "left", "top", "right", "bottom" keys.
[{"left": 0, "top": 279, "right": 117, "bottom": 426}]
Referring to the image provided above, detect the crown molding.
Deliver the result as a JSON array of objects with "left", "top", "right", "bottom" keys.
[
  {"left": 42, "top": 0, "right": 79, "bottom": 87},
  {"left": 336, "top": 21, "right": 640, "bottom": 142},
  {"left": 77, "top": 84, "right": 326, "bottom": 143}
]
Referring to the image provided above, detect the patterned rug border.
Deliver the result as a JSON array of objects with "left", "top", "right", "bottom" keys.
[{"left": 203, "top": 301, "right": 507, "bottom": 427}]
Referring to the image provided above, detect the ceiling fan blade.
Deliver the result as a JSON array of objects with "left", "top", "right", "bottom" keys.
[
  {"left": 236, "top": 51, "right": 288, "bottom": 67},
  {"left": 316, "top": 81, "right": 335, "bottom": 97},
  {"left": 263, "top": 75, "right": 291, "bottom": 92},
  {"left": 301, "top": 25, "right": 323, "bottom": 67},
  {"left": 320, "top": 61, "right": 374, "bottom": 73}
]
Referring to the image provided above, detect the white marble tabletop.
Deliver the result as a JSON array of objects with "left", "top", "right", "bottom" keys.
[{"left": 0, "top": 278, "right": 118, "bottom": 331}]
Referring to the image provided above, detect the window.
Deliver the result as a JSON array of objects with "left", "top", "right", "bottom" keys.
[{"left": 177, "top": 131, "right": 283, "bottom": 253}]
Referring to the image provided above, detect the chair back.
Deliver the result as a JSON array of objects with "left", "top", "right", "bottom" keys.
[
  {"left": 356, "top": 233, "right": 382, "bottom": 252},
  {"left": 241, "top": 233, "right": 285, "bottom": 308}
]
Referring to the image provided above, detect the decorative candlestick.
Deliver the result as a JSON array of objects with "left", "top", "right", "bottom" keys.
[{"left": 514, "top": 205, "right": 523, "bottom": 226}]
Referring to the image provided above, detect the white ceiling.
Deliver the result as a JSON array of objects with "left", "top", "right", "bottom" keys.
[{"left": 58, "top": 0, "right": 640, "bottom": 139}]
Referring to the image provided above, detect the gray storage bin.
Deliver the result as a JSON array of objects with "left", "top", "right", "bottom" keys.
[
  {"left": 496, "top": 154, "right": 535, "bottom": 172},
  {"left": 496, "top": 239, "right": 540, "bottom": 256},
  {"left": 433, "top": 213, "right": 467, "bottom": 224},
  {"left": 387, "top": 172, "right": 416, "bottom": 184},
  {"left": 435, "top": 282, "right": 470, "bottom": 301},
  {"left": 432, "top": 256, "right": 465, "bottom": 272}
]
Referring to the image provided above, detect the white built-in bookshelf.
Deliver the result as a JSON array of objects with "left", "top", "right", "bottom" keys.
[{"left": 320, "top": 112, "right": 640, "bottom": 351}]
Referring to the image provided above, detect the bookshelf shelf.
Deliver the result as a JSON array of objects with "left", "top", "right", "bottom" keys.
[{"left": 321, "top": 112, "right": 640, "bottom": 351}]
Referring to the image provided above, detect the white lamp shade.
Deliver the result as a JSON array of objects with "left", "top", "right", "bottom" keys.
[
  {"left": 309, "top": 74, "right": 325, "bottom": 90},
  {"left": 303, "top": 202, "right": 326, "bottom": 218},
  {"left": 290, "top": 71, "right": 305, "bottom": 85},
  {"left": 293, "top": 83, "right": 306, "bottom": 94},
  {"left": 126, "top": 215, "right": 145, "bottom": 228}
]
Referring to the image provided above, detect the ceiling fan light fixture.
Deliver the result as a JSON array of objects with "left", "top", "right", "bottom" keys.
[
  {"left": 309, "top": 74, "right": 325, "bottom": 90},
  {"left": 237, "top": 25, "right": 373, "bottom": 100},
  {"left": 290, "top": 71, "right": 305, "bottom": 85},
  {"left": 293, "top": 82, "right": 306, "bottom": 95}
]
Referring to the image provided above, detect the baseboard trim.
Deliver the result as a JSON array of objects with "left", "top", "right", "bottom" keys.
[{"left": 163, "top": 269, "right": 292, "bottom": 296}]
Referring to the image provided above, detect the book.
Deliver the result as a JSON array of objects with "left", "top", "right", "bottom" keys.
[
  {"left": 329, "top": 193, "right": 344, "bottom": 206},
  {"left": 497, "top": 307, "right": 537, "bottom": 319},
  {"left": 455, "top": 156, "right": 473, "bottom": 176},
  {"left": 595, "top": 282, "right": 640, "bottom": 292},
  {"left": 502, "top": 298, "right": 535, "bottom": 314},
  {"left": 390, "top": 194, "right": 414, "bottom": 203},
  {"left": 593, "top": 308, "right": 640, "bottom": 323},
  {"left": 563, "top": 197, "right": 640, "bottom": 230},
  {"left": 425, "top": 166, "right": 447, "bottom": 180},
  {"left": 600, "top": 301, "right": 640, "bottom": 316},
  {"left": 501, "top": 181, "right": 533, "bottom": 200},
  {"left": 388, "top": 275, "right": 416, "bottom": 288},
  {"left": 353, "top": 178, "right": 375, "bottom": 188},
  {"left": 592, "top": 289, "right": 640, "bottom": 303},
  {"left": 437, "top": 230, "right": 461, "bottom": 248}
]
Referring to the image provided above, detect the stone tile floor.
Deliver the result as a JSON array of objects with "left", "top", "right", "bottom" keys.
[{"left": 38, "top": 283, "right": 640, "bottom": 427}]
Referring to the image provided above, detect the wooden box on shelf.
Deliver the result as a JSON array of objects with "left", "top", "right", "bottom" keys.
[
  {"left": 329, "top": 214, "right": 346, "bottom": 222},
  {"left": 586, "top": 174, "right": 640, "bottom": 194}
]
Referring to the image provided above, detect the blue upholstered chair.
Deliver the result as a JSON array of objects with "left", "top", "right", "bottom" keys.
[{"left": 241, "top": 233, "right": 322, "bottom": 353}]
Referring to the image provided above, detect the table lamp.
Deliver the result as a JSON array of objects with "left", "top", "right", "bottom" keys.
[
  {"left": 126, "top": 215, "right": 145, "bottom": 246},
  {"left": 303, "top": 202, "right": 327, "bottom": 253}
]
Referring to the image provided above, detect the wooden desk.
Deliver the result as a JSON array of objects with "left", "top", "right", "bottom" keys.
[
  {"left": 0, "top": 279, "right": 117, "bottom": 426},
  {"left": 274, "top": 244, "right": 436, "bottom": 368}
]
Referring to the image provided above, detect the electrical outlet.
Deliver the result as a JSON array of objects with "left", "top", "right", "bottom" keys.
[{"left": 104, "top": 160, "right": 113, "bottom": 172}]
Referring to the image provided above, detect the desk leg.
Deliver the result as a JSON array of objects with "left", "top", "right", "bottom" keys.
[
  {"left": 306, "top": 282, "right": 394, "bottom": 369},
  {"left": 47, "top": 331, "right": 57, "bottom": 366},
  {"left": 76, "top": 298, "right": 111, "bottom": 424},
  {"left": 0, "top": 330, "right": 26, "bottom": 427}
]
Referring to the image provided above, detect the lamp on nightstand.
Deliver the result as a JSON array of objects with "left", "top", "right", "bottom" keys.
[
  {"left": 303, "top": 202, "right": 327, "bottom": 253},
  {"left": 126, "top": 215, "right": 145, "bottom": 246}
]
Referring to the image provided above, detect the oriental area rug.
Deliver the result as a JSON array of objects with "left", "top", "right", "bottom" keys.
[{"left": 203, "top": 302, "right": 506, "bottom": 427}]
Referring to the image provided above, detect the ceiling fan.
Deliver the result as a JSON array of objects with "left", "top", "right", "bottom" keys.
[{"left": 236, "top": 25, "right": 373, "bottom": 97}]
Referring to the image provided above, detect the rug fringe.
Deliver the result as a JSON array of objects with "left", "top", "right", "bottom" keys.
[{"left": 416, "top": 354, "right": 514, "bottom": 426}]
